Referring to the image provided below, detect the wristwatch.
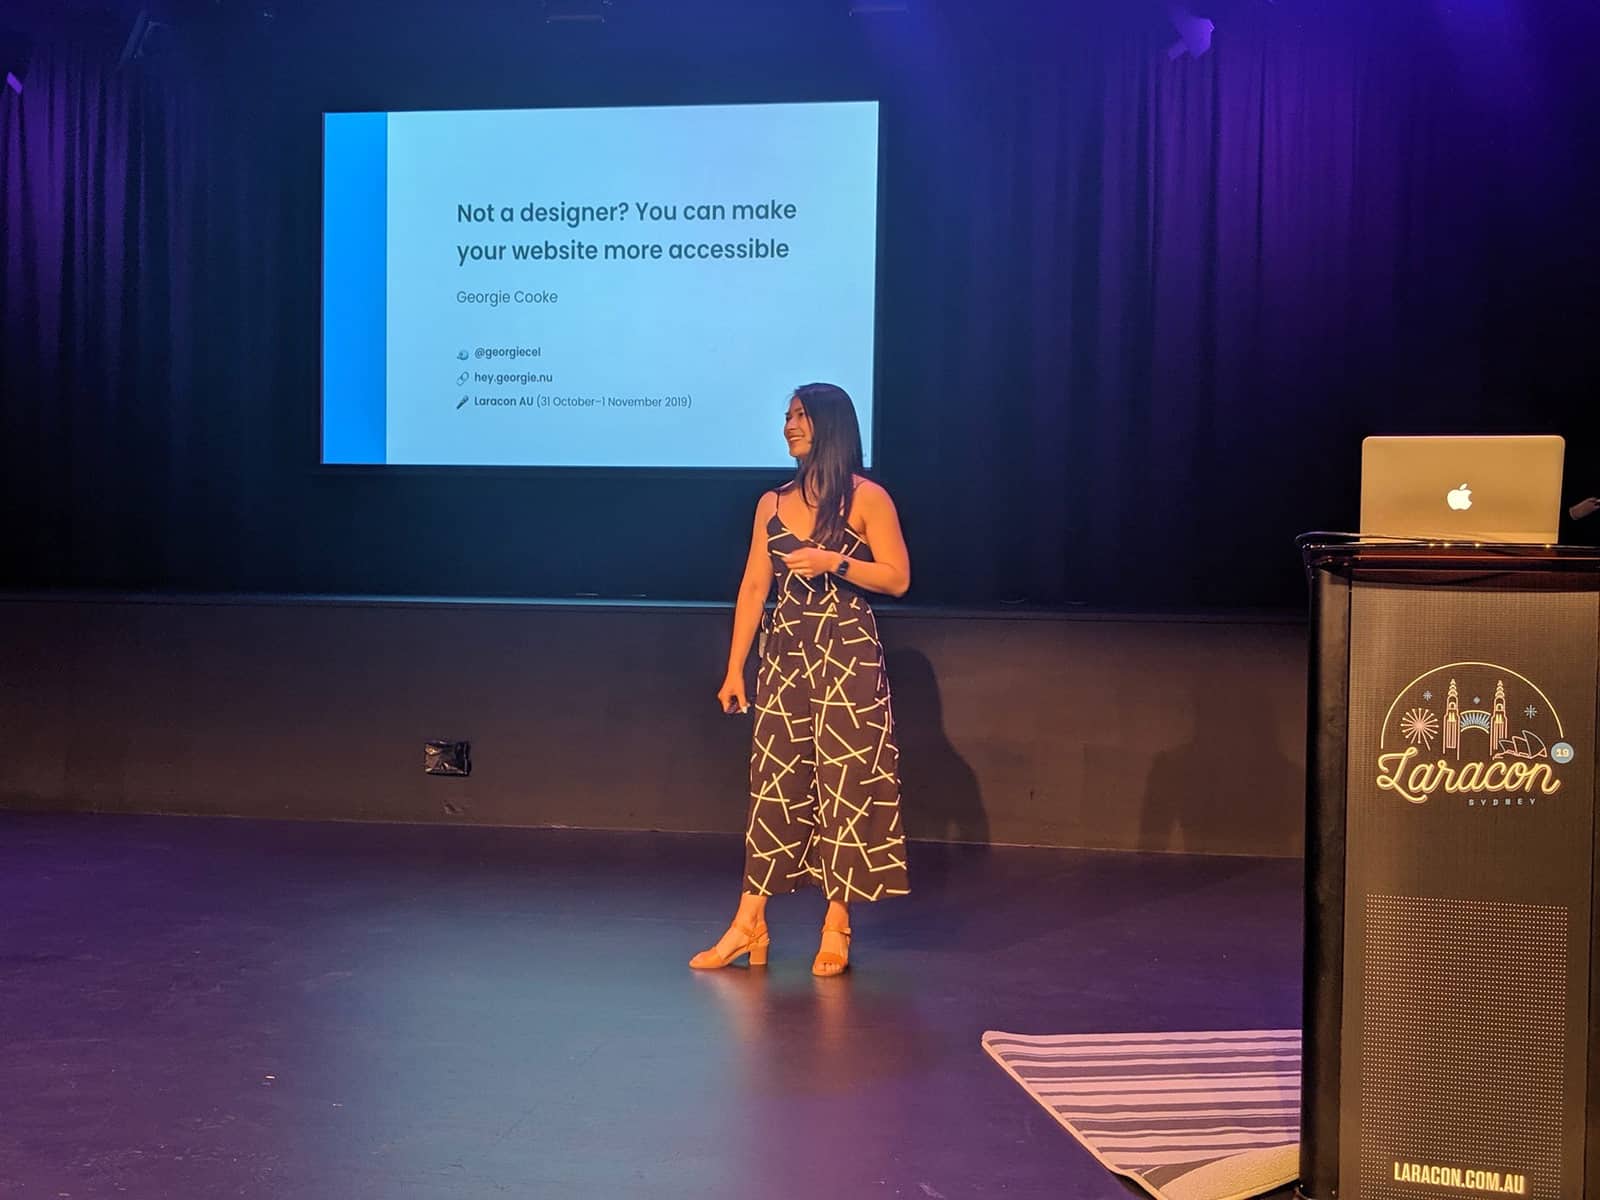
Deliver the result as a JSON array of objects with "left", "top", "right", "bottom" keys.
[{"left": 835, "top": 556, "right": 851, "bottom": 578}]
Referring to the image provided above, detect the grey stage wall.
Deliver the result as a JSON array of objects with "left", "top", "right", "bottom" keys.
[{"left": 0, "top": 595, "right": 1307, "bottom": 856}]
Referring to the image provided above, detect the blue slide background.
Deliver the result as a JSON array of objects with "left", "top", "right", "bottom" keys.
[
  {"left": 321, "top": 111, "right": 388, "bottom": 463},
  {"left": 322, "top": 102, "right": 879, "bottom": 467}
]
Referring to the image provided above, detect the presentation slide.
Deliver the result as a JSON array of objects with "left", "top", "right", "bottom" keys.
[{"left": 322, "top": 101, "right": 879, "bottom": 468}]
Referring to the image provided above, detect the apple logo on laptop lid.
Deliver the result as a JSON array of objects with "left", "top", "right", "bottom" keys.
[{"left": 1447, "top": 483, "right": 1473, "bottom": 512}]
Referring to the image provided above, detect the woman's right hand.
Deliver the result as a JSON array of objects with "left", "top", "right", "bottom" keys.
[{"left": 718, "top": 671, "right": 748, "bottom": 714}]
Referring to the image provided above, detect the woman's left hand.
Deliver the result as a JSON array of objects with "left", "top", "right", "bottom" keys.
[{"left": 782, "top": 548, "right": 843, "bottom": 580}]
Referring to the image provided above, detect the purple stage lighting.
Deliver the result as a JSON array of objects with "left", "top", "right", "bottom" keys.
[
  {"left": 0, "top": 28, "right": 27, "bottom": 95},
  {"left": 1167, "top": 5, "right": 1214, "bottom": 59}
]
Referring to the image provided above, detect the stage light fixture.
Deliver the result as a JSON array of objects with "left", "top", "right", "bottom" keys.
[
  {"left": 118, "top": 10, "right": 171, "bottom": 66},
  {"left": 1, "top": 30, "right": 28, "bottom": 96},
  {"left": 1167, "top": 4, "right": 1214, "bottom": 59}
]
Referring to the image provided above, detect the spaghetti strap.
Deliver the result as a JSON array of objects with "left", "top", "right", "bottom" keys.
[{"left": 772, "top": 480, "right": 796, "bottom": 532}]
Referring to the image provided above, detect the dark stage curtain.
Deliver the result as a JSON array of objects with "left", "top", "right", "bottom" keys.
[
  {"left": 3, "top": 1, "right": 1596, "bottom": 606},
  {"left": 1, "top": 41, "right": 293, "bottom": 592}
]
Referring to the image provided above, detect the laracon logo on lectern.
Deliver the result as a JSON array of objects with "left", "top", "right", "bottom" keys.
[{"left": 1374, "top": 662, "right": 1572, "bottom": 806}]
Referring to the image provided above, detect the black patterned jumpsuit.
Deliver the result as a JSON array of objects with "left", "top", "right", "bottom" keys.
[{"left": 741, "top": 484, "right": 911, "bottom": 903}]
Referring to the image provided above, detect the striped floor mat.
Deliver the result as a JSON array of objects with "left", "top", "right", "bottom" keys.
[{"left": 981, "top": 1029, "right": 1301, "bottom": 1200}]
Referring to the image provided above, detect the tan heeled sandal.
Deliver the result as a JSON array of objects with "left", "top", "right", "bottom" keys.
[
  {"left": 689, "top": 920, "right": 771, "bottom": 970},
  {"left": 812, "top": 921, "right": 852, "bottom": 977}
]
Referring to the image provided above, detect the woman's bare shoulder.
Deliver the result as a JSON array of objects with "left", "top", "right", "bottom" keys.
[{"left": 852, "top": 476, "right": 894, "bottom": 506}]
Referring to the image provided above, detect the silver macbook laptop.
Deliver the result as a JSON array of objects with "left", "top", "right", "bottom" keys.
[{"left": 1360, "top": 435, "right": 1566, "bottom": 543}]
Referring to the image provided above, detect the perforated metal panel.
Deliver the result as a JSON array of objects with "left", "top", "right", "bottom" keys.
[{"left": 1358, "top": 895, "right": 1567, "bottom": 1199}]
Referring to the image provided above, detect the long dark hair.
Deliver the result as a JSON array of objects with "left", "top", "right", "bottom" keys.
[{"left": 791, "top": 382, "right": 864, "bottom": 548}]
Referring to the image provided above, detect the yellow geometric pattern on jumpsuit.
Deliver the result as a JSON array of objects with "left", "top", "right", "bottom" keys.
[{"left": 742, "top": 495, "right": 910, "bottom": 904}]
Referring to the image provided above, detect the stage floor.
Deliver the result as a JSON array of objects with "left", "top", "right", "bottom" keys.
[{"left": 0, "top": 812, "right": 1303, "bottom": 1199}]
